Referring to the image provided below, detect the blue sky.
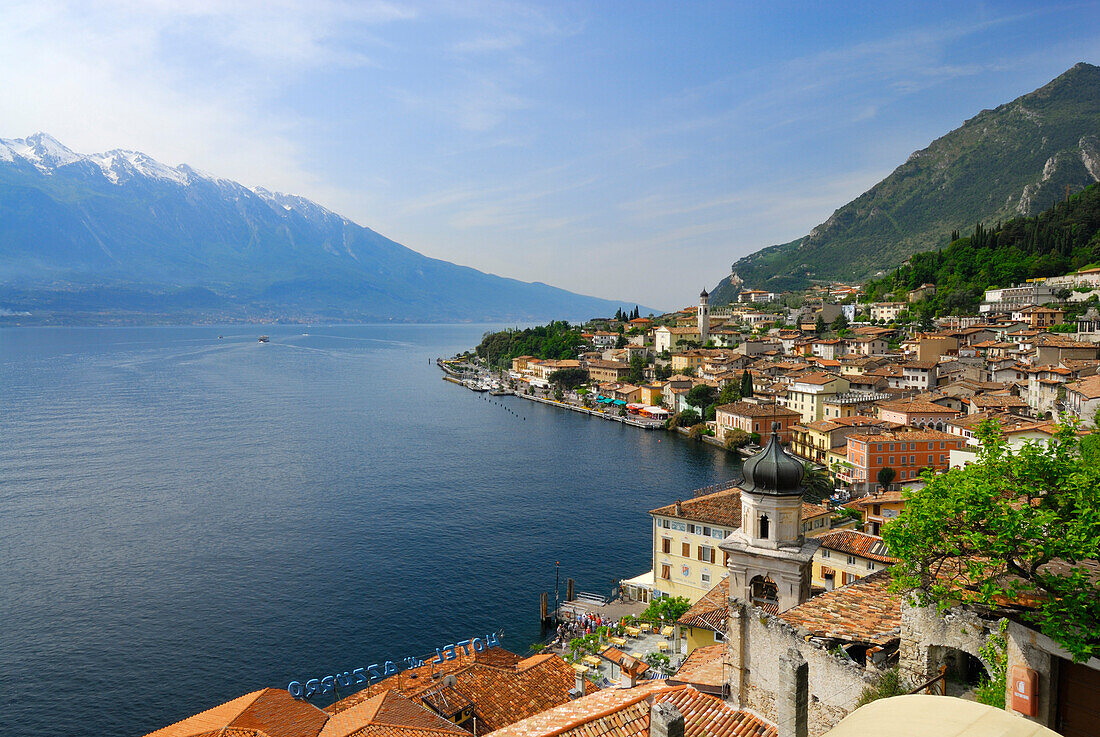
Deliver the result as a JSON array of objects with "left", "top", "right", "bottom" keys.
[{"left": 1, "top": 1, "right": 1098, "bottom": 309}]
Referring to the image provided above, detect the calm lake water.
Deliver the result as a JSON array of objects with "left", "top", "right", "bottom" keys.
[{"left": 0, "top": 325, "right": 740, "bottom": 737}]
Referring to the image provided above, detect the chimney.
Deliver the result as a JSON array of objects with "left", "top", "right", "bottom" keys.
[
  {"left": 649, "top": 702, "right": 684, "bottom": 737},
  {"left": 571, "top": 670, "right": 585, "bottom": 699},
  {"left": 674, "top": 500, "right": 683, "bottom": 516}
]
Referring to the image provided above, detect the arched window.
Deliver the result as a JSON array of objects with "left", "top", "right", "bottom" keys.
[
  {"left": 749, "top": 575, "right": 779, "bottom": 613},
  {"left": 759, "top": 514, "right": 769, "bottom": 539}
]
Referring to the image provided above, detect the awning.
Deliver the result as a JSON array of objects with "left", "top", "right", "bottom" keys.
[
  {"left": 621, "top": 570, "right": 655, "bottom": 588},
  {"left": 643, "top": 406, "right": 669, "bottom": 415},
  {"left": 613, "top": 399, "right": 627, "bottom": 406}
]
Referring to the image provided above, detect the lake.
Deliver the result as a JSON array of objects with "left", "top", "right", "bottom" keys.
[{"left": 0, "top": 325, "right": 740, "bottom": 736}]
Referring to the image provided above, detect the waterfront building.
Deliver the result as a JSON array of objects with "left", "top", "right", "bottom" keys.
[
  {"left": 810, "top": 530, "right": 896, "bottom": 590},
  {"left": 638, "top": 383, "right": 663, "bottom": 406},
  {"left": 585, "top": 359, "right": 631, "bottom": 382},
  {"left": 714, "top": 401, "right": 801, "bottom": 444},
  {"left": 648, "top": 481, "right": 828, "bottom": 604}
]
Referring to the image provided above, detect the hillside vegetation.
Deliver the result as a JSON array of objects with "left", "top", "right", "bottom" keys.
[
  {"left": 712, "top": 62, "right": 1100, "bottom": 300},
  {"left": 863, "top": 183, "right": 1100, "bottom": 315}
]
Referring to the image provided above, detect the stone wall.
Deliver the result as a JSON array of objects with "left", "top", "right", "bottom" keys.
[
  {"left": 898, "top": 602, "right": 1000, "bottom": 686},
  {"left": 728, "top": 602, "right": 877, "bottom": 737}
]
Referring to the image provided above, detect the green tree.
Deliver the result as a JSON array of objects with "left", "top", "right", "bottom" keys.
[
  {"left": 724, "top": 428, "right": 751, "bottom": 450},
  {"left": 626, "top": 354, "right": 646, "bottom": 385},
  {"left": 673, "top": 409, "right": 701, "bottom": 427},
  {"left": 739, "top": 369, "right": 754, "bottom": 398},
  {"left": 884, "top": 421, "right": 1100, "bottom": 662},
  {"left": 815, "top": 315, "right": 827, "bottom": 335},
  {"left": 548, "top": 367, "right": 589, "bottom": 390},
  {"left": 641, "top": 595, "right": 692, "bottom": 623},
  {"left": 718, "top": 382, "right": 741, "bottom": 405},
  {"left": 686, "top": 384, "right": 717, "bottom": 417},
  {"left": 802, "top": 463, "right": 833, "bottom": 504},
  {"left": 876, "top": 466, "right": 897, "bottom": 489},
  {"left": 831, "top": 313, "right": 849, "bottom": 331},
  {"left": 654, "top": 364, "right": 672, "bottom": 381}
]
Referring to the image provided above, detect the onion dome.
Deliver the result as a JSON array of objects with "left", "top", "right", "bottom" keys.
[
  {"left": 700, "top": 288, "right": 709, "bottom": 298},
  {"left": 740, "top": 422, "right": 805, "bottom": 496}
]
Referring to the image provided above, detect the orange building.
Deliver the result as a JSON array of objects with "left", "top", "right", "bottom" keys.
[{"left": 846, "top": 428, "right": 965, "bottom": 490}]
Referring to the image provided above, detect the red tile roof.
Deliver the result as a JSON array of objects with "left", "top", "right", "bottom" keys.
[
  {"left": 143, "top": 688, "right": 467, "bottom": 737},
  {"left": 486, "top": 684, "right": 775, "bottom": 737},
  {"left": 677, "top": 577, "right": 729, "bottom": 632},
  {"left": 651, "top": 489, "right": 831, "bottom": 530},
  {"left": 817, "top": 530, "right": 897, "bottom": 564},
  {"left": 329, "top": 649, "right": 594, "bottom": 733},
  {"left": 668, "top": 646, "right": 725, "bottom": 692},
  {"left": 780, "top": 570, "right": 902, "bottom": 645}
]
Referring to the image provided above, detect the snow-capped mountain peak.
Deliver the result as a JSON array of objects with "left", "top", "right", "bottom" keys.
[
  {"left": 0, "top": 132, "right": 83, "bottom": 170},
  {"left": 0, "top": 132, "right": 316, "bottom": 214}
]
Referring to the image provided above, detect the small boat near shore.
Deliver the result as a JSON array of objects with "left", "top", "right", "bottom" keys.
[{"left": 258, "top": 335, "right": 270, "bottom": 343}]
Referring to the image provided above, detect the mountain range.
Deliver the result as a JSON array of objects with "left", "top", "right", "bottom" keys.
[
  {"left": 0, "top": 134, "right": 653, "bottom": 323},
  {"left": 711, "top": 62, "right": 1100, "bottom": 302}
]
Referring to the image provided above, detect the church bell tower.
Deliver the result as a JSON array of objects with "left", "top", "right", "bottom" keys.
[
  {"left": 720, "top": 424, "right": 819, "bottom": 613},
  {"left": 698, "top": 288, "right": 710, "bottom": 345}
]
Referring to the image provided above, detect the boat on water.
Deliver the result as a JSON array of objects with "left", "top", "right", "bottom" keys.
[
  {"left": 464, "top": 380, "right": 489, "bottom": 392},
  {"left": 258, "top": 335, "right": 270, "bottom": 343}
]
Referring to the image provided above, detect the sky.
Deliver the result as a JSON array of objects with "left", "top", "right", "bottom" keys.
[{"left": 0, "top": 1, "right": 1098, "bottom": 310}]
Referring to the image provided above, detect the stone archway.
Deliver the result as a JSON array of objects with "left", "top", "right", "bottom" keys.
[
  {"left": 900, "top": 604, "right": 999, "bottom": 688},
  {"left": 750, "top": 575, "right": 779, "bottom": 614}
]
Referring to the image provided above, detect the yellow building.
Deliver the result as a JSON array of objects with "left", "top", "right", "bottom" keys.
[
  {"left": 848, "top": 489, "right": 906, "bottom": 536},
  {"left": 780, "top": 372, "right": 850, "bottom": 423},
  {"left": 676, "top": 577, "right": 729, "bottom": 655},
  {"left": 649, "top": 487, "right": 838, "bottom": 603},
  {"left": 670, "top": 350, "right": 711, "bottom": 372},
  {"left": 810, "top": 529, "right": 896, "bottom": 590},
  {"left": 639, "top": 384, "right": 664, "bottom": 406}
]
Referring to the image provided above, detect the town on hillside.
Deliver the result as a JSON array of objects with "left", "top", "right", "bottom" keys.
[{"left": 146, "top": 268, "right": 1100, "bottom": 737}]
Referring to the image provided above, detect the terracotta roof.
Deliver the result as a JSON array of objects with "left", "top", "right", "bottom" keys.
[
  {"left": 714, "top": 401, "right": 800, "bottom": 418},
  {"left": 677, "top": 577, "right": 729, "bottom": 632},
  {"left": 598, "top": 647, "right": 649, "bottom": 678},
  {"left": 650, "top": 489, "right": 827, "bottom": 529},
  {"left": 874, "top": 398, "right": 960, "bottom": 415},
  {"left": 969, "top": 394, "right": 1028, "bottom": 408},
  {"left": 650, "top": 488, "right": 743, "bottom": 527},
  {"left": 486, "top": 684, "right": 775, "bottom": 737},
  {"left": 817, "top": 530, "right": 897, "bottom": 564},
  {"left": 668, "top": 646, "right": 725, "bottom": 692},
  {"left": 847, "top": 428, "right": 960, "bottom": 443},
  {"left": 1066, "top": 374, "right": 1100, "bottom": 399},
  {"left": 143, "top": 688, "right": 467, "bottom": 737},
  {"left": 780, "top": 570, "right": 902, "bottom": 645},
  {"left": 790, "top": 372, "right": 844, "bottom": 385},
  {"left": 329, "top": 650, "right": 593, "bottom": 733}
]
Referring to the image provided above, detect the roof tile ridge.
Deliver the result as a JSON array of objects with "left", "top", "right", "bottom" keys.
[{"left": 536, "top": 684, "right": 686, "bottom": 737}]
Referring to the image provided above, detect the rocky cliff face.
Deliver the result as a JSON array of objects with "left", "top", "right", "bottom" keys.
[{"left": 718, "top": 62, "right": 1100, "bottom": 297}]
